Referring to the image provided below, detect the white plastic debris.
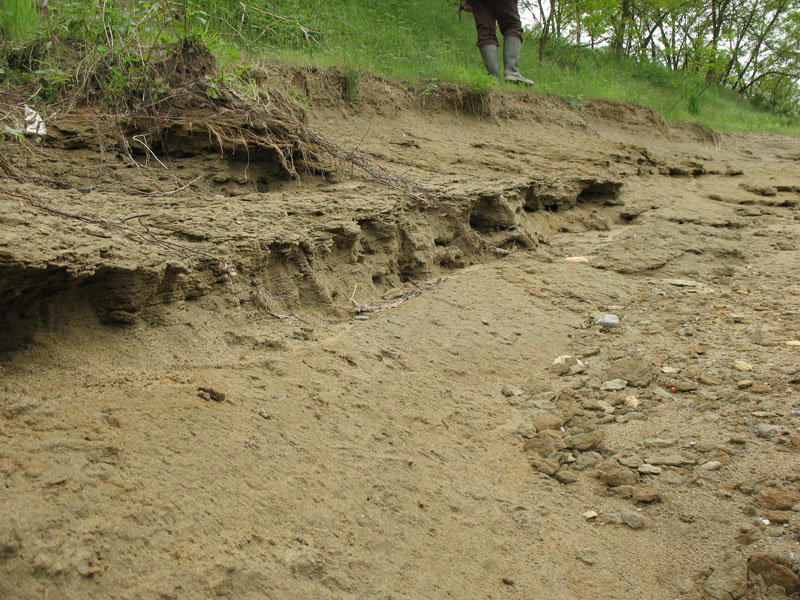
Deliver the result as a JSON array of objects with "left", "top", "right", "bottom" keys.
[{"left": 24, "top": 104, "right": 46, "bottom": 142}]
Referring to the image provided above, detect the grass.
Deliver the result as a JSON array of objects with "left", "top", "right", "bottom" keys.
[{"left": 0, "top": 0, "right": 797, "bottom": 134}]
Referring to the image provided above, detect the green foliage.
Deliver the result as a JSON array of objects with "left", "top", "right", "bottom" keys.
[
  {"left": 0, "top": 0, "right": 39, "bottom": 39},
  {"left": 0, "top": 0, "right": 796, "bottom": 132}
]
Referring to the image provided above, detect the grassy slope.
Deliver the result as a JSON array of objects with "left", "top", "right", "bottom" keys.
[
  {"left": 247, "top": 0, "right": 798, "bottom": 134},
  {"left": 0, "top": 0, "right": 796, "bottom": 133}
]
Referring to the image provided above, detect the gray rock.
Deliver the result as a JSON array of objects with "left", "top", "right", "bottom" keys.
[
  {"left": 619, "top": 508, "right": 645, "bottom": 529},
  {"left": 757, "top": 424, "right": 781, "bottom": 439},
  {"left": 601, "top": 379, "right": 628, "bottom": 391},
  {"left": 574, "top": 451, "right": 604, "bottom": 471},
  {"left": 645, "top": 454, "right": 696, "bottom": 466},
  {"left": 0, "top": 520, "right": 21, "bottom": 559},
  {"left": 554, "top": 469, "right": 580, "bottom": 484},
  {"left": 595, "top": 459, "right": 639, "bottom": 487},
  {"left": 597, "top": 314, "right": 620, "bottom": 328},
  {"left": 660, "top": 471, "right": 684, "bottom": 486},
  {"left": 644, "top": 437, "right": 678, "bottom": 448},
  {"left": 703, "top": 553, "right": 748, "bottom": 600},
  {"left": 638, "top": 464, "right": 662, "bottom": 475},
  {"left": 606, "top": 356, "right": 652, "bottom": 388}
]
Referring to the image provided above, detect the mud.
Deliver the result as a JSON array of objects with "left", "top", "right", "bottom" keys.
[{"left": 1, "top": 70, "right": 800, "bottom": 599}]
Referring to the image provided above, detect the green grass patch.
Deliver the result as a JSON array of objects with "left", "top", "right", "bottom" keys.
[{"left": 0, "top": 0, "right": 797, "bottom": 134}]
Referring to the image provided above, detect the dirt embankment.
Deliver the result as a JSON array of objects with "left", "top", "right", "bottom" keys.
[{"left": 1, "top": 70, "right": 800, "bottom": 600}]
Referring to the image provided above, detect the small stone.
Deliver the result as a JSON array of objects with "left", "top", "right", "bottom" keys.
[
  {"left": 354, "top": 315, "right": 370, "bottom": 321},
  {"left": 601, "top": 379, "right": 628, "bottom": 391},
  {"left": 618, "top": 453, "right": 642, "bottom": 468},
  {"left": 625, "top": 396, "right": 639, "bottom": 409},
  {"left": 198, "top": 387, "right": 226, "bottom": 402},
  {"left": 756, "top": 424, "right": 781, "bottom": 439},
  {"left": 748, "top": 554, "right": 800, "bottom": 594},
  {"left": 522, "top": 431, "right": 566, "bottom": 457},
  {"left": 755, "top": 488, "right": 798, "bottom": 511},
  {"left": 501, "top": 385, "right": 521, "bottom": 397},
  {"left": 606, "top": 356, "right": 652, "bottom": 388},
  {"left": 567, "top": 431, "right": 603, "bottom": 452},
  {"left": 698, "top": 373, "right": 722, "bottom": 385},
  {"left": 660, "top": 471, "right": 684, "bottom": 485},
  {"left": 574, "top": 451, "right": 603, "bottom": 471},
  {"left": 750, "top": 384, "right": 771, "bottom": 394},
  {"left": 597, "top": 314, "right": 620, "bottom": 328},
  {"left": 737, "top": 380, "right": 754, "bottom": 389},
  {"left": 638, "top": 464, "right": 662, "bottom": 475},
  {"left": 595, "top": 459, "right": 639, "bottom": 487},
  {"left": 733, "top": 361, "right": 754, "bottom": 371},
  {"left": 652, "top": 387, "right": 674, "bottom": 401},
  {"left": 704, "top": 553, "right": 748, "bottom": 600},
  {"left": 529, "top": 456, "right": 560, "bottom": 476},
  {"left": 633, "top": 485, "right": 661, "bottom": 503},
  {"left": 0, "top": 521, "right": 21, "bottom": 558},
  {"left": 645, "top": 454, "right": 696, "bottom": 466},
  {"left": 785, "top": 340, "right": 800, "bottom": 346},
  {"left": 583, "top": 510, "right": 599, "bottom": 520},
  {"left": 700, "top": 461, "right": 723, "bottom": 471},
  {"left": 644, "top": 438, "right": 678, "bottom": 448},
  {"left": 555, "top": 469, "right": 579, "bottom": 484},
  {"left": 611, "top": 485, "right": 634, "bottom": 499},
  {"left": 552, "top": 355, "right": 586, "bottom": 376},
  {"left": 619, "top": 508, "right": 645, "bottom": 529},
  {"left": 565, "top": 256, "right": 589, "bottom": 263},
  {"left": 661, "top": 366, "right": 681, "bottom": 374},
  {"left": 674, "top": 378, "right": 699, "bottom": 392},
  {"left": 532, "top": 413, "right": 564, "bottom": 432}
]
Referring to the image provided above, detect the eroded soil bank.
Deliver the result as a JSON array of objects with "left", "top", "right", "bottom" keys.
[{"left": 1, "top": 73, "right": 800, "bottom": 599}]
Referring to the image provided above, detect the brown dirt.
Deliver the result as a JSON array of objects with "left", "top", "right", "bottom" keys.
[{"left": 1, "top": 69, "right": 800, "bottom": 600}]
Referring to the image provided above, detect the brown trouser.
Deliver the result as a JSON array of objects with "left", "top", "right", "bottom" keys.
[{"left": 469, "top": 0, "right": 523, "bottom": 47}]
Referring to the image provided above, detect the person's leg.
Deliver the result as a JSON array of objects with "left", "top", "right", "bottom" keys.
[
  {"left": 469, "top": 0, "right": 501, "bottom": 81},
  {"left": 494, "top": 0, "right": 534, "bottom": 85}
]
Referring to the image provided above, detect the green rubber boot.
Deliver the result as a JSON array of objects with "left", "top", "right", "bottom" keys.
[
  {"left": 479, "top": 44, "right": 502, "bottom": 83},
  {"left": 503, "top": 36, "right": 534, "bottom": 85}
]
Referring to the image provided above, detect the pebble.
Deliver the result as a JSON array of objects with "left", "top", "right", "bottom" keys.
[
  {"left": 607, "top": 357, "right": 652, "bottom": 388},
  {"left": 354, "top": 315, "right": 370, "bottom": 321},
  {"left": 756, "top": 424, "right": 781, "bottom": 439},
  {"left": 574, "top": 451, "right": 603, "bottom": 471},
  {"left": 785, "top": 340, "right": 800, "bottom": 346},
  {"left": 532, "top": 413, "right": 564, "bottom": 432},
  {"left": 755, "top": 488, "right": 798, "bottom": 511},
  {"left": 652, "top": 387, "right": 674, "bottom": 401},
  {"left": 645, "top": 454, "right": 696, "bottom": 466},
  {"left": 625, "top": 396, "right": 639, "bottom": 409},
  {"left": 555, "top": 469, "right": 579, "bottom": 484},
  {"left": 700, "top": 461, "right": 723, "bottom": 471},
  {"left": 619, "top": 508, "right": 645, "bottom": 529},
  {"left": 565, "top": 256, "right": 589, "bottom": 263},
  {"left": 644, "top": 438, "right": 678, "bottom": 448},
  {"left": 661, "top": 366, "right": 681, "bottom": 374},
  {"left": 595, "top": 459, "right": 639, "bottom": 487},
  {"left": 633, "top": 485, "right": 661, "bottom": 503},
  {"left": 552, "top": 355, "right": 586, "bottom": 376},
  {"left": 737, "top": 380, "right": 754, "bottom": 389},
  {"left": 750, "top": 384, "right": 771, "bottom": 394},
  {"left": 601, "top": 379, "right": 628, "bottom": 391},
  {"left": 618, "top": 453, "right": 643, "bottom": 468},
  {"left": 733, "top": 361, "right": 754, "bottom": 371},
  {"left": 583, "top": 510, "right": 599, "bottom": 520},
  {"left": 638, "top": 464, "right": 662, "bottom": 475},
  {"left": 660, "top": 471, "right": 684, "bottom": 486},
  {"left": 597, "top": 314, "right": 620, "bottom": 328}
]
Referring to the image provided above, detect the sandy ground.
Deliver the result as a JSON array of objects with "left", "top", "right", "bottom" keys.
[{"left": 1, "top": 72, "right": 800, "bottom": 599}]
